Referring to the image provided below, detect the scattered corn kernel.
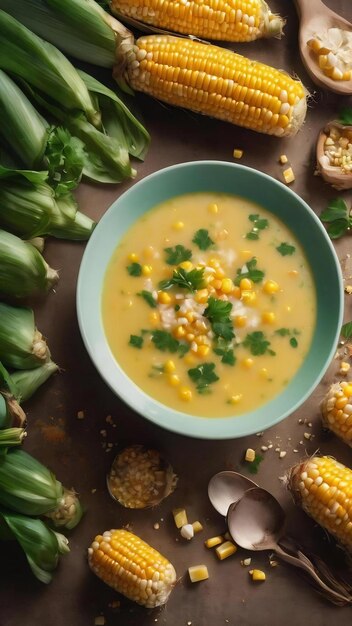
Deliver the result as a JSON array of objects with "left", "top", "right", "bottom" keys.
[
  {"left": 142, "top": 264, "right": 153, "bottom": 276},
  {"left": 192, "top": 521, "right": 203, "bottom": 534},
  {"left": 179, "top": 386, "right": 192, "bottom": 401},
  {"left": 340, "top": 361, "right": 351, "bottom": 375},
  {"left": 188, "top": 564, "right": 209, "bottom": 583},
  {"left": 205, "top": 535, "right": 223, "bottom": 549},
  {"left": 185, "top": 312, "right": 195, "bottom": 323},
  {"left": 263, "top": 279, "right": 279, "bottom": 294},
  {"left": 195, "top": 289, "right": 209, "bottom": 303},
  {"left": 242, "top": 358, "right": 254, "bottom": 368},
  {"left": 240, "top": 278, "right": 253, "bottom": 291},
  {"left": 208, "top": 203, "right": 219, "bottom": 214},
  {"left": 172, "top": 221, "right": 184, "bottom": 230},
  {"left": 221, "top": 278, "right": 234, "bottom": 294},
  {"left": 179, "top": 261, "right": 193, "bottom": 271},
  {"left": 158, "top": 291, "right": 172, "bottom": 305},
  {"left": 127, "top": 252, "right": 138, "bottom": 262},
  {"left": 260, "top": 368, "right": 270, "bottom": 379},
  {"left": 233, "top": 148, "right": 243, "bottom": 159},
  {"left": 262, "top": 311, "right": 276, "bottom": 324},
  {"left": 173, "top": 508, "right": 188, "bottom": 529},
  {"left": 249, "top": 569, "right": 266, "bottom": 581},
  {"left": 164, "top": 360, "right": 176, "bottom": 374},
  {"left": 241, "top": 290, "right": 256, "bottom": 305},
  {"left": 245, "top": 448, "right": 256, "bottom": 462},
  {"left": 279, "top": 154, "right": 288, "bottom": 164},
  {"left": 230, "top": 394, "right": 243, "bottom": 404},
  {"left": 216, "top": 541, "right": 237, "bottom": 560},
  {"left": 283, "top": 166, "right": 295, "bottom": 184},
  {"left": 175, "top": 326, "right": 186, "bottom": 338},
  {"left": 215, "top": 267, "right": 225, "bottom": 279},
  {"left": 181, "top": 524, "right": 194, "bottom": 541},
  {"left": 197, "top": 345, "right": 210, "bottom": 357},
  {"left": 208, "top": 258, "right": 220, "bottom": 268},
  {"left": 168, "top": 374, "right": 181, "bottom": 387},
  {"left": 234, "top": 315, "right": 247, "bottom": 328},
  {"left": 242, "top": 558, "right": 252, "bottom": 566}
]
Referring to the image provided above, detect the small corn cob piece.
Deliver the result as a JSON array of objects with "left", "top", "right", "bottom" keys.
[
  {"left": 188, "top": 564, "right": 209, "bottom": 582},
  {"left": 88, "top": 529, "right": 176, "bottom": 608},
  {"left": 287, "top": 456, "right": 352, "bottom": 554},
  {"left": 192, "top": 520, "right": 203, "bottom": 533},
  {"left": 205, "top": 535, "right": 223, "bottom": 548},
  {"left": 321, "top": 381, "right": 352, "bottom": 446},
  {"left": 124, "top": 35, "right": 307, "bottom": 137},
  {"left": 215, "top": 540, "right": 237, "bottom": 560},
  {"left": 111, "top": 0, "right": 285, "bottom": 42},
  {"left": 249, "top": 569, "right": 266, "bottom": 581},
  {"left": 173, "top": 507, "right": 188, "bottom": 528}
]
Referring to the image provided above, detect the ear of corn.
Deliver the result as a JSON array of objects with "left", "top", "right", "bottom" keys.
[
  {"left": 88, "top": 528, "right": 176, "bottom": 607},
  {"left": 287, "top": 456, "right": 352, "bottom": 554},
  {"left": 110, "top": 0, "right": 285, "bottom": 42},
  {"left": 0, "top": 362, "right": 26, "bottom": 429},
  {"left": 10, "top": 361, "right": 58, "bottom": 403},
  {"left": 321, "top": 381, "right": 352, "bottom": 446},
  {"left": 0, "top": 303, "right": 50, "bottom": 370},
  {"left": 0, "top": 428, "right": 26, "bottom": 451}
]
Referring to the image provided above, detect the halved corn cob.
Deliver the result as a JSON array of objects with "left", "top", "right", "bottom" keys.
[
  {"left": 321, "top": 381, "right": 352, "bottom": 446},
  {"left": 287, "top": 456, "right": 352, "bottom": 554},
  {"left": 110, "top": 0, "right": 285, "bottom": 42},
  {"left": 88, "top": 528, "right": 176, "bottom": 607}
]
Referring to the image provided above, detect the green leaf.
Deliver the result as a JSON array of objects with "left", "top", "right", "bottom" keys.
[
  {"left": 45, "top": 126, "right": 85, "bottom": 196},
  {"left": 276, "top": 242, "right": 296, "bottom": 256},
  {"left": 188, "top": 362, "right": 219, "bottom": 393},
  {"left": 246, "top": 454, "right": 264, "bottom": 475},
  {"left": 129, "top": 334, "right": 143, "bottom": 349},
  {"left": 212, "top": 321, "right": 235, "bottom": 341},
  {"left": 127, "top": 262, "right": 142, "bottom": 276},
  {"left": 290, "top": 337, "right": 298, "bottom": 348},
  {"left": 235, "top": 257, "right": 265, "bottom": 285},
  {"left": 178, "top": 343, "right": 190, "bottom": 357},
  {"left": 339, "top": 107, "right": 352, "bottom": 126},
  {"left": 204, "top": 297, "right": 235, "bottom": 341},
  {"left": 151, "top": 330, "right": 179, "bottom": 353},
  {"left": 327, "top": 219, "right": 349, "bottom": 240},
  {"left": 275, "top": 328, "right": 291, "bottom": 337},
  {"left": 246, "top": 214, "right": 269, "bottom": 240},
  {"left": 164, "top": 244, "right": 192, "bottom": 265},
  {"left": 243, "top": 331, "right": 273, "bottom": 356},
  {"left": 341, "top": 321, "right": 352, "bottom": 340},
  {"left": 320, "top": 198, "right": 349, "bottom": 223},
  {"left": 159, "top": 267, "right": 205, "bottom": 292},
  {"left": 192, "top": 229, "right": 214, "bottom": 251},
  {"left": 214, "top": 345, "right": 236, "bottom": 365},
  {"left": 137, "top": 290, "right": 157, "bottom": 308}
]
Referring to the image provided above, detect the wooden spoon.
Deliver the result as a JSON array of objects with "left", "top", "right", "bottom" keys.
[{"left": 294, "top": 0, "right": 352, "bottom": 95}]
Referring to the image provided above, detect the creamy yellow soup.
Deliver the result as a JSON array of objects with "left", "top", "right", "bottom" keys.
[{"left": 102, "top": 192, "right": 316, "bottom": 418}]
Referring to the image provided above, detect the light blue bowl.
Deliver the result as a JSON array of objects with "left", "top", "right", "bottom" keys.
[{"left": 77, "top": 161, "right": 343, "bottom": 439}]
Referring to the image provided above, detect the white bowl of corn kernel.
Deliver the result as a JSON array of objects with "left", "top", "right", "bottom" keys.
[{"left": 77, "top": 161, "right": 343, "bottom": 439}]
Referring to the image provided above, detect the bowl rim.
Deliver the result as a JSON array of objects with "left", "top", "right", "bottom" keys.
[{"left": 77, "top": 160, "right": 343, "bottom": 440}]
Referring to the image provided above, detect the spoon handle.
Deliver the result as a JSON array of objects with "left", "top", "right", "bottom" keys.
[
  {"left": 293, "top": 0, "right": 324, "bottom": 20},
  {"left": 274, "top": 545, "right": 352, "bottom": 606}
]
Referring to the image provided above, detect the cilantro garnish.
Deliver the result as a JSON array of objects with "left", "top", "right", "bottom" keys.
[
  {"left": 188, "top": 362, "right": 219, "bottom": 394},
  {"left": 213, "top": 338, "right": 236, "bottom": 366},
  {"left": 341, "top": 321, "right": 352, "bottom": 340},
  {"left": 127, "top": 262, "right": 142, "bottom": 276},
  {"left": 338, "top": 107, "right": 352, "bottom": 126},
  {"left": 151, "top": 330, "right": 179, "bottom": 353},
  {"left": 129, "top": 334, "right": 143, "bottom": 349},
  {"left": 290, "top": 337, "right": 298, "bottom": 348},
  {"left": 276, "top": 242, "right": 296, "bottom": 256},
  {"left": 275, "top": 328, "right": 291, "bottom": 337},
  {"left": 159, "top": 267, "right": 205, "bottom": 292},
  {"left": 243, "top": 331, "right": 275, "bottom": 356},
  {"left": 137, "top": 290, "right": 157, "bottom": 308},
  {"left": 204, "top": 297, "right": 235, "bottom": 341},
  {"left": 192, "top": 229, "right": 214, "bottom": 251},
  {"left": 246, "top": 454, "right": 264, "bottom": 475},
  {"left": 275, "top": 328, "right": 300, "bottom": 348},
  {"left": 235, "top": 257, "right": 265, "bottom": 285},
  {"left": 320, "top": 198, "right": 351, "bottom": 239},
  {"left": 164, "top": 244, "right": 192, "bottom": 265},
  {"left": 245, "top": 214, "right": 269, "bottom": 240},
  {"left": 178, "top": 343, "right": 190, "bottom": 357}
]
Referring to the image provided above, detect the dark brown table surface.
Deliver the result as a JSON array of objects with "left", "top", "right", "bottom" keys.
[{"left": 2, "top": 2, "right": 352, "bottom": 625}]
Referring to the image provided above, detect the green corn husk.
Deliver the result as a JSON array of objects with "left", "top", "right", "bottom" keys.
[
  {"left": 0, "top": 428, "right": 27, "bottom": 452},
  {"left": 27, "top": 237, "right": 45, "bottom": 253},
  {"left": 0, "top": 302, "right": 50, "bottom": 370},
  {"left": 0, "top": 507, "right": 69, "bottom": 583},
  {"left": 0, "top": 10, "right": 100, "bottom": 126},
  {"left": 11, "top": 361, "right": 59, "bottom": 403},
  {"left": 0, "top": 230, "right": 59, "bottom": 297},
  {"left": 0, "top": 363, "right": 26, "bottom": 430}
]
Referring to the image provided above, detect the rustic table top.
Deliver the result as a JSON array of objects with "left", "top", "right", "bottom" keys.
[{"left": 2, "top": 1, "right": 352, "bottom": 625}]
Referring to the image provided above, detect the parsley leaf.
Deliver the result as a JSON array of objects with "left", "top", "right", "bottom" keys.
[
  {"left": 129, "top": 334, "right": 143, "bottom": 349},
  {"left": 188, "top": 362, "right": 219, "bottom": 393},
  {"left": 275, "top": 328, "right": 291, "bottom": 337},
  {"left": 320, "top": 198, "right": 351, "bottom": 239},
  {"left": 214, "top": 342, "right": 236, "bottom": 366},
  {"left": 137, "top": 290, "right": 157, "bottom": 308},
  {"left": 192, "top": 229, "right": 214, "bottom": 250},
  {"left": 339, "top": 107, "right": 352, "bottom": 126},
  {"left": 204, "top": 297, "right": 235, "bottom": 341},
  {"left": 290, "top": 337, "right": 298, "bottom": 348},
  {"left": 246, "top": 454, "right": 264, "bottom": 475},
  {"left": 127, "top": 262, "right": 142, "bottom": 276},
  {"left": 243, "top": 331, "right": 275, "bottom": 356},
  {"left": 164, "top": 244, "right": 192, "bottom": 265},
  {"left": 276, "top": 242, "right": 296, "bottom": 256},
  {"left": 159, "top": 267, "right": 205, "bottom": 292},
  {"left": 246, "top": 214, "right": 269, "bottom": 240},
  {"left": 178, "top": 343, "right": 190, "bottom": 357},
  {"left": 275, "top": 327, "right": 300, "bottom": 348},
  {"left": 341, "top": 321, "right": 352, "bottom": 340},
  {"left": 235, "top": 257, "right": 265, "bottom": 285},
  {"left": 151, "top": 330, "right": 179, "bottom": 352},
  {"left": 212, "top": 321, "right": 235, "bottom": 341}
]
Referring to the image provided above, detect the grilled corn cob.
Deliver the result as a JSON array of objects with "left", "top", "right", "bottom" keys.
[
  {"left": 110, "top": 0, "right": 285, "bottom": 42},
  {"left": 321, "top": 381, "right": 352, "bottom": 446},
  {"left": 287, "top": 456, "right": 352, "bottom": 554},
  {"left": 88, "top": 528, "right": 176, "bottom": 607}
]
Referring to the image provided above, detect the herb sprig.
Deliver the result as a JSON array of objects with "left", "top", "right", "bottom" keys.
[
  {"left": 127, "top": 262, "right": 142, "bottom": 276},
  {"left": 341, "top": 321, "right": 352, "bottom": 340},
  {"left": 276, "top": 242, "right": 296, "bottom": 256},
  {"left": 137, "top": 290, "right": 157, "bottom": 308},
  {"left": 204, "top": 297, "right": 235, "bottom": 341},
  {"left": 245, "top": 214, "right": 269, "bottom": 240},
  {"left": 192, "top": 229, "right": 214, "bottom": 251},
  {"left": 188, "top": 362, "right": 219, "bottom": 394},
  {"left": 235, "top": 257, "right": 265, "bottom": 285},
  {"left": 159, "top": 267, "right": 205, "bottom": 292},
  {"left": 164, "top": 244, "right": 192, "bottom": 265},
  {"left": 243, "top": 331, "right": 275, "bottom": 356},
  {"left": 320, "top": 198, "right": 352, "bottom": 239}
]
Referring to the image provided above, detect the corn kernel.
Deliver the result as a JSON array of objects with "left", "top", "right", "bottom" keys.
[
  {"left": 263, "top": 280, "right": 279, "bottom": 294},
  {"left": 179, "top": 386, "right": 192, "bottom": 401},
  {"left": 188, "top": 564, "right": 209, "bottom": 583},
  {"left": 179, "top": 261, "right": 193, "bottom": 271},
  {"left": 143, "top": 245, "right": 154, "bottom": 258},
  {"left": 240, "top": 278, "right": 253, "bottom": 291},
  {"left": 198, "top": 345, "right": 210, "bottom": 357},
  {"left": 250, "top": 569, "right": 266, "bottom": 581},
  {"left": 242, "top": 358, "right": 254, "bottom": 368},
  {"left": 279, "top": 154, "right": 288, "bottom": 164},
  {"left": 208, "top": 258, "right": 220, "bottom": 268},
  {"left": 164, "top": 360, "right": 176, "bottom": 373},
  {"left": 260, "top": 368, "right": 269, "bottom": 379},
  {"left": 158, "top": 291, "right": 172, "bottom": 305},
  {"left": 343, "top": 384, "right": 352, "bottom": 398},
  {"left": 230, "top": 393, "right": 243, "bottom": 404},
  {"left": 233, "top": 148, "right": 243, "bottom": 159},
  {"left": 172, "top": 221, "right": 184, "bottom": 230},
  {"left": 221, "top": 278, "right": 234, "bottom": 294},
  {"left": 186, "top": 333, "right": 195, "bottom": 342},
  {"left": 205, "top": 536, "right": 223, "bottom": 548},
  {"left": 149, "top": 311, "right": 160, "bottom": 325},
  {"left": 168, "top": 374, "right": 180, "bottom": 386},
  {"left": 184, "top": 312, "right": 194, "bottom": 323},
  {"left": 262, "top": 311, "right": 276, "bottom": 324},
  {"left": 208, "top": 203, "right": 219, "bottom": 214},
  {"left": 241, "top": 290, "right": 256, "bottom": 305},
  {"left": 192, "top": 521, "right": 203, "bottom": 533},
  {"left": 195, "top": 289, "right": 209, "bottom": 303},
  {"left": 173, "top": 508, "right": 188, "bottom": 528},
  {"left": 175, "top": 326, "right": 186, "bottom": 338},
  {"left": 283, "top": 167, "right": 295, "bottom": 184},
  {"left": 216, "top": 541, "right": 237, "bottom": 560},
  {"left": 142, "top": 264, "right": 152, "bottom": 276},
  {"left": 232, "top": 286, "right": 241, "bottom": 299},
  {"left": 127, "top": 252, "right": 138, "bottom": 262},
  {"left": 234, "top": 315, "right": 247, "bottom": 328},
  {"left": 245, "top": 448, "right": 256, "bottom": 462},
  {"left": 215, "top": 268, "right": 225, "bottom": 279},
  {"left": 212, "top": 279, "right": 223, "bottom": 290}
]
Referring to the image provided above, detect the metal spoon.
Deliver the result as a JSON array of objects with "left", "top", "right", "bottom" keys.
[
  {"left": 294, "top": 0, "right": 352, "bottom": 95},
  {"left": 208, "top": 471, "right": 258, "bottom": 517},
  {"left": 227, "top": 487, "right": 352, "bottom": 605}
]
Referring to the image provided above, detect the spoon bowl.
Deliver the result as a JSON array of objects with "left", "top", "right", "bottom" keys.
[
  {"left": 208, "top": 471, "right": 258, "bottom": 517},
  {"left": 294, "top": 0, "right": 352, "bottom": 95}
]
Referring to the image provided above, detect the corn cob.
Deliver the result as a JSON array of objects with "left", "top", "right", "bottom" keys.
[
  {"left": 88, "top": 528, "right": 176, "bottom": 607},
  {"left": 287, "top": 456, "right": 352, "bottom": 554},
  {"left": 110, "top": 0, "right": 285, "bottom": 42},
  {"left": 321, "top": 381, "right": 352, "bottom": 446}
]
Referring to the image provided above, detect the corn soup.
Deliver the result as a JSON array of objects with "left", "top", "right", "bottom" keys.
[{"left": 102, "top": 192, "right": 316, "bottom": 417}]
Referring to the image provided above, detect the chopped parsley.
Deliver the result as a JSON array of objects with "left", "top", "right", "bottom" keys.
[
  {"left": 137, "top": 290, "right": 157, "bottom": 308},
  {"left": 245, "top": 214, "right": 269, "bottom": 240},
  {"left": 204, "top": 297, "right": 235, "bottom": 341},
  {"left": 164, "top": 244, "right": 192, "bottom": 265},
  {"left": 341, "top": 321, "right": 352, "bottom": 340},
  {"left": 320, "top": 197, "right": 351, "bottom": 239},
  {"left": 246, "top": 454, "right": 264, "bottom": 475},
  {"left": 159, "top": 267, "right": 205, "bottom": 292},
  {"left": 275, "top": 328, "right": 300, "bottom": 348},
  {"left": 178, "top": 343, "right": 190, "bottom": 357},
  {"left": 151, "top": 330, "right": 179, "bottom": 353},
  {"left": 338, "top": 107, "right": 352, "bottom": 125},
  {"left": 188, "top": 362, "right": 219, "bottom": 394},
  {"left": 276, "top": 242, "right": 296, "bottom": 256},
  {"left": 127, "top": 262, "right": 142, "bottom": 276},
  {"left": 213, "top": 338, "right": 236, "bottom": 366},
  {"left": 274, "top": 328, "right": 291, "bottom": 337},
  {"left": 192, "top": 229, "right": 214, "bottom": 250},
  {"left": 235, "top": 257, "right": 265, "bottom": 285},
  {"left": 129, "top": 334, "right": 143, "bottom": 349},
  {"left": 290, "top": 337, "right": 298, "bottom": 348},
  {"left": 243, "top": 331, "right": 275, "bottom": 356}
]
